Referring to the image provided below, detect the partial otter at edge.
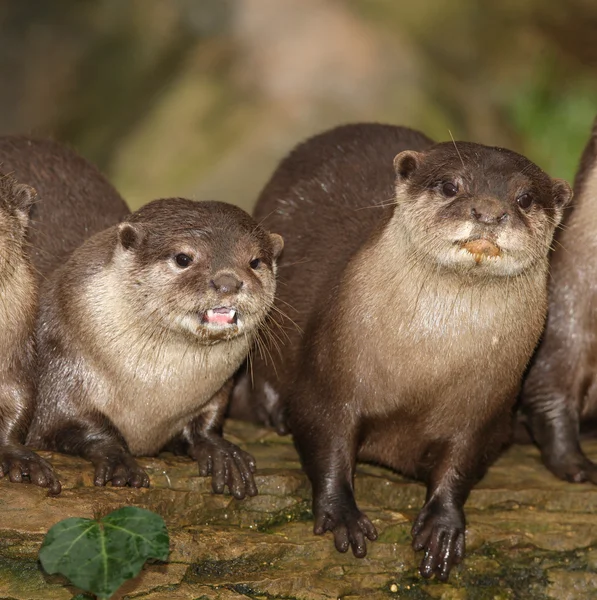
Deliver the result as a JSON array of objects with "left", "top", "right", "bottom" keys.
[
  {"left": 0, "top": 136, "right": 129, "bottom": 277},
  {"left": 234, "top": 123, "right": 571, "bottom": 579},
  {"left": 521, "top": 115, "right": 597, "bottom": 483},
  {"left": 27, "top": 198, "right": 283, "bottom": 498},
  {"left": 0, "top": 173, "right": 60, "bottom": 495}
]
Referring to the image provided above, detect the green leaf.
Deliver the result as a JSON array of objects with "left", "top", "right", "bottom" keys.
[{"left": 39, "top": 506, "right": 169, "bottom": 600}]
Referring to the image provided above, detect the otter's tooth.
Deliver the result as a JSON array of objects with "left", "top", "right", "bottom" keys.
[{"left": 207, "top": 309, "right": 215, "bottom": 319}]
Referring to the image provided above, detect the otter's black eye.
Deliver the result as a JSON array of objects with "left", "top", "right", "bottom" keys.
[
  {"left": 249, "top": 258, "right": 261, "bottom": 269},
  {"left": 442, "top": 182, "right": 458, "bottom": 197},
  {"left": 175, "top": 253, "right": 193, "bottom": 268},
  {"left": 517, "top": 193, "right": 534, "bottom": 211}
]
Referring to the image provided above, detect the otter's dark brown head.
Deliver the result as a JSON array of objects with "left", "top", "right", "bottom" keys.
[
  {"left": 392, "top": 142, "right": 572, "bottom": 276},
  {"left": 114, "top": 198, "right": 283, "bottom": 343},
  {"left": 0, "top": 174, "right": 36, "bottom": 271}
]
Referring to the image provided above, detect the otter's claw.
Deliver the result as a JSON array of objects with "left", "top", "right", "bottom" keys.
[
  {"left": 411, "top": 501, "right": 465, "bottom": 581},
  {"left": 0, "top": 445, "right": 61, "bottom": 496},
  {"left": 92, "top": 453, "right": 149, "bottom": 488},
  {"left": 193, "top": 438, "right": 257, "bottom": 499},
  {"left": 546, "top": 452, "right": 597, "bottom": 484},
  {"left": 314, "top": 503, "right": 377, "bottom": 558}
]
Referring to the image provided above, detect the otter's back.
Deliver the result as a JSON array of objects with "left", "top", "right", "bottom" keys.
[
  {"left": 253, "top": 123, "right": 433, "bottom": 388},
  {"left": 0, "top": 136, "right": 130, "bottom": 277}
]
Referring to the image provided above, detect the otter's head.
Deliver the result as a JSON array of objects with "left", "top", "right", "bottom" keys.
[
  {"left": 114, "top": 198, "right": 283, "bottom": 344},
  {"left": 392, "top": 143, "right": 572, "bottom": 276},
  {"left": 0, "top": 174, "right": 35, "bottom": 272}
]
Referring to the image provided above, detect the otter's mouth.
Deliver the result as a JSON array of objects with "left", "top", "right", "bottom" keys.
[
  {"left": 201, "top": 307, "right": 238, "bottom": 326},
  {"left": 459, "top": 238, "right": 502, "bottom": 264}
]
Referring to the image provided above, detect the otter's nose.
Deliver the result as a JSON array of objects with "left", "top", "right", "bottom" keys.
[
  {"left": 211, "top": 273, "right": 243, "bottom": 294},
  {"left": 470, "top": 198, "right": 509, "bottom": 225}
]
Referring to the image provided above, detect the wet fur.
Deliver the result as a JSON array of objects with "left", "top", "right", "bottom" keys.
[
  {"left": 521, "top": 115, "right": 597, "bottom": 483},
  {"left": 28, "top": 198, "right": 282, "bottom": 497},
  {"left": 0, "top": 135, "right": 129, "bottom": 277},
  {"left": 234, "top": 123, "right": 570, "bottom": 579},
  {"left": 0, "top": 174, "right": 60, "bottom": 494}
]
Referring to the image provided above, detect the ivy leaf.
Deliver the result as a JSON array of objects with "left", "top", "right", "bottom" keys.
[{"left": 39, "top": 506, "right": 169, "bottom": 600}]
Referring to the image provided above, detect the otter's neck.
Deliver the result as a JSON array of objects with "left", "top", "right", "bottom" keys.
[{"left": 343, "top": 210, "right": 548, "bottom": 342}]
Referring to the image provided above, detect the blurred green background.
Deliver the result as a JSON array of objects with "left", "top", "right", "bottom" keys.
[{"left": 1, "top": 0, "right": 595, "bottom": 211}]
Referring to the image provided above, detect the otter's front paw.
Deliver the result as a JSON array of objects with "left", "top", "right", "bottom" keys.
[
  {"left": 93, "top": 453, "right": 149, "bottom": 488},
  {"left": 545, "top": 452, "right": 597, "bottom": 484},
  {"left": 193, "top": 438, "right": 257, "bottom": 499},
  {"left": 314, "top": 503, "right": 378, "bottom": 558},
  {"left": 0, "top": 446, "right": 61, "bottom": 496},
  {"left": 411, "top": 501, "right": 465, "bottom": 581}
]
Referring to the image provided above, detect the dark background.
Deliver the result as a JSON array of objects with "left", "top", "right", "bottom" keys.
[{"left": 1, "top": 0, "right": 595, "bottom": 210}]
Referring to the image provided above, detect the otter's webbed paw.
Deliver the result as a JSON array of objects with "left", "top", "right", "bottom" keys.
[
  {"left": 0, "top": 445, "right": 61, "bottom": 496},
  {"left": 193, "top": 437, "right": 257, "bottom": 499},
  {"left": 92, "top": 453, "right": 149, "bottom": 488},
  {"left": 545, "top": 451, "right": 597, "bottom": 484},
  {"left": 314, "top": 500, "right": 378, "bottom": 558},
  {"left": 411, "top": 500, "right": 465, "bottom": 581}
]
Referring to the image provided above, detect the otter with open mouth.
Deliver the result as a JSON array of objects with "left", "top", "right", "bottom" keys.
[
  {"left": 27, "top": 198, "right": 283, "bottom": 498},
  {"left": 232, "top": 123, "right": 571, "bottom": 580}
]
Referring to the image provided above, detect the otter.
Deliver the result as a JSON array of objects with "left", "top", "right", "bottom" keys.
[
  {"left": 0, "top": 173, "right": 60, "bottom": 495},
  {"left": 0, "top": 135, "right": 129, "bottom": 277},
  {"left": 0, "top": 134, "right": 127, "bottom": 495},
  {"left": 233, "top": 123, "right": 571, "bottom": 579},
  {"left": 521, "top": 115, "right": 597, "bottom": 484},
  {"left": 27, "top": 198, "right": 283, "bottom": 498}
]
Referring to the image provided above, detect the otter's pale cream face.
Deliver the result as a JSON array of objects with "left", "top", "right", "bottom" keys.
[
  {"left": 392, "top": 144, "right": 572, "bottom": 277},
  {"left": 129, "top": 235, "right": 278, "bottom": 343},
  {"left": 113, "top": 199, "right": 283, "bottom": 345}
]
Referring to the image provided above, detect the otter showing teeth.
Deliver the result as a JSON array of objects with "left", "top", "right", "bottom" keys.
[
  {"left": 204, "top": 307, "right": 238, "bottom": 325},
  {"left": 27, "top": 197, "right": 283, "bottom": 499}
]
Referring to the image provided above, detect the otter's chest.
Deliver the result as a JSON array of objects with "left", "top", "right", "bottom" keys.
[
  {"left": 92, "top": 337, "right": 249, "bottom": 455},
  {"left": 346, "top": 287, "right": 544, "bottom": 423}
]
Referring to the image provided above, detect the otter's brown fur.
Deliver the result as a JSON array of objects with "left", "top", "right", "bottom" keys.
[
  {"left": 235, "top": 123, "right": 571, "bottom": 579},
  {"left": 0, "top": 136, "right": 129, "bottom": 277},
  {"left": 0, "top": 173, "right": 60, "bottom": 494},
  {"left": 28, "top": 198, "right": 283, "bottom": 498},
  {"left": 521, "top": 115, "right": 597, "bottom": 483}
]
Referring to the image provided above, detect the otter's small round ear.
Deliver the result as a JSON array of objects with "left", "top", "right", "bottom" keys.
[
  {"left": 393, "top": 151, "right": 423, "bottom": 180},
  {"left": 269, "top": 233, "right": 284, "bottom": 259},
  {"left": 118, "top": 222, "right": 142, "bottom": 251},
  {"left": 552, "top": 178, "right": 573, "bottom": 208},
  {"left": 12, "top": 183, "right": 37, "bottom": 212}
]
